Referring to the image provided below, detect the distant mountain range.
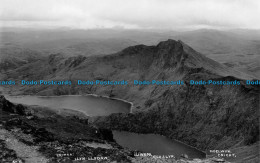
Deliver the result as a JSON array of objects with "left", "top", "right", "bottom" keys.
[{"left": 1, "top": 28, "right": 260, "bottom": 78}]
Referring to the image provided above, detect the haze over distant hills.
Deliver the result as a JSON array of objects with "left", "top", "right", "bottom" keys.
[{"left": 1, "top": 28, "right": 260, "bottom": 79}]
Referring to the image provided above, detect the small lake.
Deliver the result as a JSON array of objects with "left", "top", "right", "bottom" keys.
[
  {"left": 6, "top": 95, "right": 131, "bottom": 116},
  {"left": 113, "top": 131, "right": 206, "bottom": 159}
]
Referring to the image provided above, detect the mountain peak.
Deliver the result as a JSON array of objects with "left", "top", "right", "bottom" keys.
[
  {"left": 121, "top": 39, "right": 184, "bottom": 56},
  {"left": 156, "top": 39, "right": 183, "bottom": 50},
  {"left": 157, "top": 39, "right": 180, "bottom": 45},
  {"left": 115, "top": 39, "right": 251, "bottom": 79}
]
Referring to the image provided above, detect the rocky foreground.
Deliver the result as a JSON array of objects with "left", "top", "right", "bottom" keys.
[{"left": 0, "top": 95, "right": 134, "bottom": 163}]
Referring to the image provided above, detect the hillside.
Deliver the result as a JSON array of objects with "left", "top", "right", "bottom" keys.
[
  {"left": 2, "top": 39, "right": 254, "bottom": 96},
  {"left": 170, "top": 29, "right": 260, "bottom": 78},
  {"left": 1, "top": 39, "right": 259, "bottom": 162}
]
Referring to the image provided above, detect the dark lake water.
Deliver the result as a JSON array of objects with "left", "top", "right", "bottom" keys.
[
  {"left": 6, "top": 95, "right": 131, "bottom": 116},
  {"left": 113, "top": 131, "right": 206, "bottom": 159}
]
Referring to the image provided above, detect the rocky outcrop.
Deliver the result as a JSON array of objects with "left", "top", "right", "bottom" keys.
[
  {"left": 94, "top": 76, "right": 259, "bottom": 151},
  {"left": 0, "top": 139, "right": 22, "bottom": 163},
  {"left": 0, "top": 95, "right": 28, "bottom": 115},
  {"left": 0, "top": 96, "right": 134, "bottom": 162}
]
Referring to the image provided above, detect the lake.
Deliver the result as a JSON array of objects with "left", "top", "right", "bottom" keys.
[
  {"left": 113, "top": 131, "right": 206, "bottom": 159},
  {"left": 6, "top": 95, "right": 205, "bottom": 159},
  {"left": 6, "top": 95, "right": 131, "bottom": 116}
]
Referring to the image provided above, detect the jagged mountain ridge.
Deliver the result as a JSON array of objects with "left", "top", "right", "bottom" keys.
[
  {"left": 2, "top": 39, "right": 255, "bottom": 97},
  {"left": 107, "top": 39, "right": 240, "bottom": 77}
]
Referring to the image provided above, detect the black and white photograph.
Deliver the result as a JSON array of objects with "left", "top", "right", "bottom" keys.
[{"left": 0, "top": 0, "right": 259, "bottom": 162}]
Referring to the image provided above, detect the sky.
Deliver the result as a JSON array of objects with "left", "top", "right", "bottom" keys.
[{"left": 0, "top": 0, "right": 260, "bottom": 30}]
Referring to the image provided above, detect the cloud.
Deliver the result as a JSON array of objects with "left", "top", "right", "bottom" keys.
[{"left": 0, "top": 0, "right": 260, "bottom": 29}]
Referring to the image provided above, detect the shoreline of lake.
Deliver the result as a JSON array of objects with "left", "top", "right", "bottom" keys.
[
  {"left": 112, "top": 130, "right": 206, "bottom": 159},
  {"left": 4, "top": 93, "right": 206, "bottom": 159},
  {"left": 5, "top": 94, "right": 131, "bottom": 117},
  {"left": 5, "top": 94, "right": 134, "bottom": 113}
]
